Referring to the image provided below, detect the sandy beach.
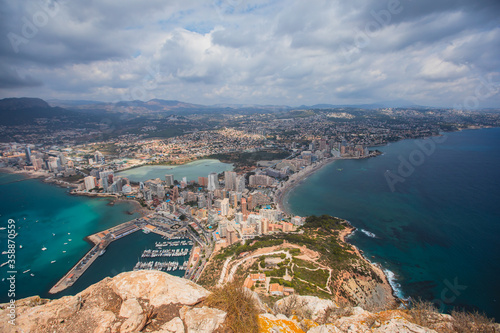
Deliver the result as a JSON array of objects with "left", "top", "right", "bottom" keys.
[
  {"left": 0, "top": 166, "right": 48, "bottom": 179},
  {"left": 275, "top": 157, "right": 338, "bottom": 214}
]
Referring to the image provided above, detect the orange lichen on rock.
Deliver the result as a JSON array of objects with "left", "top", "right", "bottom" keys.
[{"left": 258, "top": 314, "right": 305, "bottom": 333}]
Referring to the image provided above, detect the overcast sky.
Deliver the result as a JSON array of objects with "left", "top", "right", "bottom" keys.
[{"left": 0, "top": 0, "right": 499, "bottom": 107}]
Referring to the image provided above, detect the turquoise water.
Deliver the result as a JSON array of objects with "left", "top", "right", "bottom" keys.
[
  {"left": 117, "top": 159, "right": 233, "bottom": 182},
  {"left": 0, "top": 175, "right": 154, "bottom": 301},
  {"left": 286, "top": 128, "right": 500, "bottom": 318}
]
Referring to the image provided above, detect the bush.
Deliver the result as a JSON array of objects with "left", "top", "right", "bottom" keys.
[
  {"left": 451, "top": 309, "right": 495, "bottom": 333},
  {"left": 205, "top": 279, "right": 260, "bottom": 333},
  {"left": 408, "top": 299, "right": 440, "bottom": 328}
]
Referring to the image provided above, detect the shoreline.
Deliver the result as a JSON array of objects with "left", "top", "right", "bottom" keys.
[
  {"left": 275, "top": 153, "right": 381, "bottom": 215},
  {"left": 275, "top": 157, "right": 338, "bottom": 214},
  {"left": 0, "top": 167, "right": 151, "bottom": 218},
  {"left": 339, "top": 223, "right": 400, "bottom": 306}
]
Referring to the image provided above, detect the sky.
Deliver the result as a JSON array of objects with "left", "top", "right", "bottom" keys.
[{"left": 0, "top": 0, "right": 499, "bottom": 108}]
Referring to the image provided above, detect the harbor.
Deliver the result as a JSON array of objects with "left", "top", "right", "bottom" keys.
[{"left": 48, "top": 214, "right": 198, "bottom": 294}]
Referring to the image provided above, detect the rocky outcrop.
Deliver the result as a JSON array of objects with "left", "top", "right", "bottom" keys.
[
  {"left": 0, "top": 270, "right": 494, "bottom": 333},
  {"left": 0, "top": 271, "right": 219, "bottom": 333}
]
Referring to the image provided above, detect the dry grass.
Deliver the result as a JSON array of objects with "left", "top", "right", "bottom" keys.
[
  {"left": 204, "top": 279, "right": 260, "bottom": 333},
  {"left": 450, "top": 309, "right": 495, "bottom": 333},
  {"left": 408, "top": 299, "right": 440, "bottom": 328},
  {"left": 273, "top": 295, "right": 313, "bottom": 320},
  {"left": 317, "top": 300, "right": 354, "bottom": 325}
]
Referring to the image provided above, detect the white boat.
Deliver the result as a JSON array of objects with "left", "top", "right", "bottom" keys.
[
  {"left": 68, "top": 239, "right": 72, "bottom": 241},
  {"left": 62, "top": 251, "right": 66, "bottom": 253},
  {"left": 51, "top": 260, "right": 56, "bottom": 263},
  {"left": 52, "top": 233, "right": 55, "bottom": 236},
  {"left": 64, "top": 243, "right": 67, "bottom": 245},
  {"left": 23, "top": 269, "right": 30, "bottom": 274},
  {"left": 19, "top": 245, "right": 22, "bottom": 249},
  {"left": 30, "top": 273, "right": 35, "bottom": 277},
  {"left": 0, "top": 262, "right": 8, "bottom": 267},
  {"left": 41, "top": 247, "right": 47, "bottom": 251},
  {"left": 0, "top": 227, "right": 6, "bottom": 230},
  {"left": 99, "top": 249, "right": 106, "bottom": 256}
]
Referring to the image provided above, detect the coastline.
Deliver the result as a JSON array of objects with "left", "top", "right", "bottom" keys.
[
  {"left": 274, "top": 154, "right": 401, "bottom": 306},
  {"left": 275, "top": 157, "right": 337, "bottom": 214},
  {"left": 0, "top": 167, "right": 150, "bottom": 218},
  {"left": 339, "top": 223, "right": 400, "bottom": 306},
  {"left": 275, "top": 153, "right": 381, "bottom": 215}
]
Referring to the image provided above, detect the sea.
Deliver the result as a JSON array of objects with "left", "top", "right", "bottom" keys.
[
  {"left": 116, "top": 159, "right": 233, "bottom": 183},
  {"left": 0, "top": 175, "right": 191, "bottom": 302},
  {"left": 285, "top": 127, "right": 500, "bottom": 318}
]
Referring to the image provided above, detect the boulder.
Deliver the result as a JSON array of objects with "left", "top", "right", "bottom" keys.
[
  {"left": 110, "top": 270, "right": 210, "bottom": 307},
  {"left": 159, "top": 317, "right": 184, "bottom": 333},
  {"left": 182, "top": 306, "right": 227, "bottom": 333},
  {"left": 274, "top": 295, "right": 337, "bottom": 321},
  {"left": 373, "top": 318, "right": 438, "bottom": 332}
]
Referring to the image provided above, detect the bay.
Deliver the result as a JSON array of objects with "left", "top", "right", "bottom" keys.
[
  {"left": 0, "top": 174, "right": 145, "bottom": 301},
  {"left": 285, "top": 128, "right": 500, "bottom": 318}
]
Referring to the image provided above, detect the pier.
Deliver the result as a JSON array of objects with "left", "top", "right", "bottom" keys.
[{"left": 49, "top": 214, "right": 196, "bottom": 294}]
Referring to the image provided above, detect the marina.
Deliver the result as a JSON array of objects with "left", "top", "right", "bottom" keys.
[{"left": 48, "top": 214, "right": 198, "bottom": 294}]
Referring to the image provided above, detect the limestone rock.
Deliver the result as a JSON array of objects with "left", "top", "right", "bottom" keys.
[
  {"left": 373, "top": 318, "right": 438, "bottom": 332},
  {"left": 307, "top": 324, "right": 342, "bottom": 333},
  {"left": 120, "top": 312, "right": 146, "bottom": 333},
  {"left": 183, "top": 306, "right": 227, "bottom": 333},
  {"left": 258, "top": 313, "right": 305, "bottom": 333},
  {"left": 119, "top": 298, "right": 143, "bottom": 318},
  {"left": 159, "top": 317, "right": 185, "bottom": 333},
  {"left": 94, "top": 311, "right": 117, "bottom": 333},
  {"left": 274, "top": 295, "right": 337, "bottom": 321},
  {"left": 110, "top": 270, "right": 210, "bottom": 307}
]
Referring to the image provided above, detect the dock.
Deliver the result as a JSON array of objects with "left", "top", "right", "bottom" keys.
[{"left": 49, "top": 214, "right": 197, "bottom": 294}]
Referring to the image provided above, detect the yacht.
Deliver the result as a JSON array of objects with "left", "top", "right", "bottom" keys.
[{"left": 41, "top": 246, "right": 47, "bottom": 251}]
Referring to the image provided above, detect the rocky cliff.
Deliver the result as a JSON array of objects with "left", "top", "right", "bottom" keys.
[{"left": 0, "top": 271, "right": 496, "bottom": 333}]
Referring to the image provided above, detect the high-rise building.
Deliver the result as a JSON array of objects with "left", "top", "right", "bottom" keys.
[
  {"left": 224, "top": 171, "right": 237, "bottom": 191},
  {"left": 241, "top": 198, "right": 248, "bottom": 217},
  {"left": 165, "top": 174, "right": 174, "bottom": 187},
  {"left": 99, "top": 170, "right": 114, "bottom": 192},
  {"left": 143, "top": 189, "right": 153, "bottom": 201},
  {"left": 236, "top": 175, "right": 245, "bottom": 192},
  {"left": 32, "top": 158, "right": 44, "bottom": 171},
  {"left": 221, "top": 198, "right": 230, "bottom": 216},
  {"left": 207, "top": 172, "right": 218, "bottom": 191},
  {"left": 198, "top": 177, "right": 208, "bottom": 187},
  {"left": 171, "top": 186, "right": 179, "bottom": 200},
  {"left": 84, "top": 176, "right": 97, "bottom": 191},
  {"left": 25, "top": 146, "right": 32, "bottom": 165}
]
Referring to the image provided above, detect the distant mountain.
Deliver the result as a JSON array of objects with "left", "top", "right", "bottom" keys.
[
  {"left": 0, "top": 97, "right": 78, "bottom": 125},
  {"left": 301, "top": 99, "right": 420, "bottom": 110},
  {"left": 47, "top": 99, "right": 107, "bottom": 107},
  {"left": 0, "top": 97, "right": 51, "bottom": 110}
]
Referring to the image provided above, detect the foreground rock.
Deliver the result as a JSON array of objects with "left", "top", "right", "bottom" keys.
[
  {"left": 0, "top": 270, "right": 495, "bottom": 333},
  {"left": 0, "top": 271, "right": 216, "bottom": 333}
]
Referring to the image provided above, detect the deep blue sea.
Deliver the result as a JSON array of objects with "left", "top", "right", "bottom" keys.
[
  {"left": 286, "top": 128, "right": 500, "bottom": 318},
  {"left": 0, "top": 176, "right": 188, "bottom": 302}
]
